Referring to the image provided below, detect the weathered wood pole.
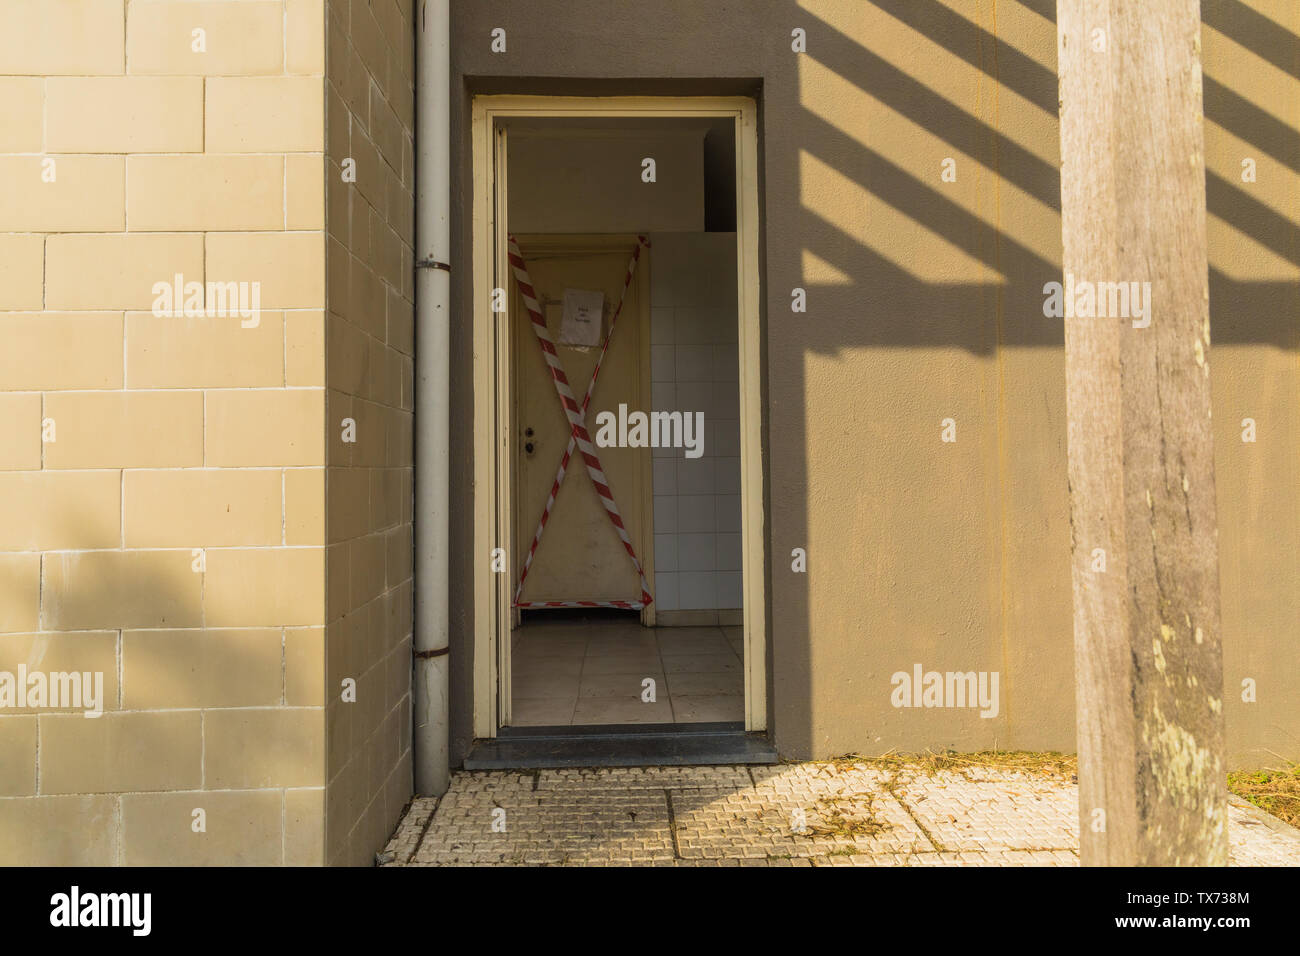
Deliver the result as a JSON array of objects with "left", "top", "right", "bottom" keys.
[{"left": 1057, "top": 0, "right": 1228, "bottom": 865}]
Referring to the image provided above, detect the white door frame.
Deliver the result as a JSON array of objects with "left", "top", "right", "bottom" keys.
[{"left": 470, "top": 94, "right": 766, "bottom": 738}]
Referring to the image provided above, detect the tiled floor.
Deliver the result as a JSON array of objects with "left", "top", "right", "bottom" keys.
[{"left": 508, "top": 617, "right": 745, "bottom": 726}]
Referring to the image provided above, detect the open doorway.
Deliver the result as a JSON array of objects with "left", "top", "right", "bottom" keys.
[{"left": 470, "top": 97, "right": 765, "bottom": 747}]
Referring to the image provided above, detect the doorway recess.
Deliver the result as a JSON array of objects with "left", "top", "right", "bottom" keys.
[{"left": 468, "top": 96, "right": 767, "bottom": 764}]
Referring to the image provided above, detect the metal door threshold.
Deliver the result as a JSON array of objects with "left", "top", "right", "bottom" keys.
[{"left": 463, "top": 721, "right": 779, "bottom": 769}]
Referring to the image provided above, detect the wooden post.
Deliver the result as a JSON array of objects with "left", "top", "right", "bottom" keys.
[{"left": 1057, "top": 0, "right": 1228, "bottom": 865}]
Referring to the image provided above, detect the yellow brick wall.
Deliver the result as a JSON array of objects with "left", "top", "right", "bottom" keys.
[
  {"left": 322, "top": 0, "right": 416, "bottom": 867},
  {"left": 0, "top": 0, "right": 331, "bottom": 865}
]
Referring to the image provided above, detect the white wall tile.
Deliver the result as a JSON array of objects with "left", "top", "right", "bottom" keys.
[
  {"left": 712, "top": 379, "right": 740, "bottom": 418},
  {"left": 715, "top": 455, "right": 742, "bottom": 494},
  {"left": 683, "top": 411, "right": 708, "bottom": 459},
  {"left": 655, "top": 533, "right": 678, "bottom": 572},
  {"left": 650, "top": 258, "right": 675, "bottom": 307},
  {"left": 677, "top": 495, "right": 716, "bottom": 534},
  {"left": 717, "top": 571, "right": 743, "bottom": 608},
  {"left": 652, "top": 458, "right": 677, "bottom": 496},
  {"left": 716, "top": 495, "right": 742, "bottom": 533},
  {"left": 674, "top": 381, "right": 712, "bottom": 418},
  {"left": 713, "top": 421, "right": 741, "bottom": 458},
  {"left": 676, "top": 457, "right": 715, "bottom": 495},
  {"left": 655, "top": 572, "right": 679, "bottom": 610},
  {"left": 717, "top": 532, "right": 743, "bottom": 571},
  {"left": 674, "top": 306, "right": 713, "bottom": 343},
  {"left": 651, "top": 344, "right": 676, "bottom": 381},
  {"left": 715, "top": 307, "right": 739, "bottom": 342},
  {"left": 678, "top": 532, "right": 717, "bottom": 571},
  {"left": 653, "top": 495, "right": 677, "bottom": 534},
  {"left": 651, "top": 307, "right": 675, "bottom": 344},
  {"left": 691, "top": 418, "right": 711, "bottom": 459},
  {"left": 679, "top": 571, "right": 717, "bottom": 609},
  {"left": 675, "top": 344, "right": 713, "bottom": 382},
  {"left": 651, "top": 382, "right": 675, "bottom": 411},
  {"left": 648, "top": 232, "right": 743, "bottom": 614},
  {"left": 681, "top": 268, "right": 712, "bottom": 309},
  {"left": 713, "top": 343, "right": 739, "bottom": 381}
]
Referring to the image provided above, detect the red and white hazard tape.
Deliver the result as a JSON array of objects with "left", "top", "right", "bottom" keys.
[{"left": 508, "top": 235, "right": 653, "bottom": 610}]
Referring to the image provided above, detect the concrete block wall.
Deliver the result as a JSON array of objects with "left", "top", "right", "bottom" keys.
[
  {"left": 322, "top": 0, "right": 416, "bottom": 867},
  {"left": 0, "top": 0, "right": 333, "bottom": 865}
]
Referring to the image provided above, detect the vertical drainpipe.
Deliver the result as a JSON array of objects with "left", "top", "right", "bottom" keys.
[{"left": 413, "top": 0, "right": 451, "bottom": 796}]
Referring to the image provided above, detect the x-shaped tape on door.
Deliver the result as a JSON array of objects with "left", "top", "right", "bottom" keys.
[{"left": 508, "top": 235, "right": 654, "bottom": 610}]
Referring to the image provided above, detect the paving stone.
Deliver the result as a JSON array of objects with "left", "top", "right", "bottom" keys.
[
  {"left": 1225, "top": 803, "right": 1300, "bottom": 866},
  {"left": 386, "top": 760, "right": 1300, "bottom": 867},
  {"left": 536, "top": 765, "right": 753, "bottom": 791},
  {"left": 380, "top": 795, "right": 439, "bottom": 865},
  {"left": 412, "top": 789, "right": 673, "bottom": 865},
  {"left": 894, "top": 778, "right": 1077, "bottom": 851}
]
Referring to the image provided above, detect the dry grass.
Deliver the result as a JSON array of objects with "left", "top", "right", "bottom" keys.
[
  {"left": 822, "top": 750, "right": 1297, "bottom": 827},
  {"left": 807, "top": 792, "right": 892, "bottom": 837},
  {"left": 1228, "top": 760, "right": 1300, "bottom": 827},
  {"left": 827, "top": 749, "right": 1077, "bottom": 781}
]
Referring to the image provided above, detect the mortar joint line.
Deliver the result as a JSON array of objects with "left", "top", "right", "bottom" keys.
[
  {"left": 882, "top": 768, "right": 945, "bottom": 853},
  {"left": 664, "top": 788, "right": 682, "bottom": 860},
  {"left": 409, "top": 794, "right": 440, "bottom": 863}
]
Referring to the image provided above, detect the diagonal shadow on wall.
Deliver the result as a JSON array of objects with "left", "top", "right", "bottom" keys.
[{"left": 770, "top": 0, "right": 1298, "bottom": 757}]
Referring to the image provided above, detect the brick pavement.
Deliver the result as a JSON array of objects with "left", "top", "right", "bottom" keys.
[{"left": 381, "top": 761, "right": 1300, "bottom": 867}]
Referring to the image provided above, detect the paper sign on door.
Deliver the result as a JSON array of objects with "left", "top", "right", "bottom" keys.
[{"left": 558, "top": 288, "right": 604, "bottom": 347}]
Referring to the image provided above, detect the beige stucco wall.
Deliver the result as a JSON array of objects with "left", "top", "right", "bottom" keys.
[
  {"left": 791, "top": 0, "right": 1070, "bottom": 757},
  {"left": 787, "top": 0, "right": 1298, "bottom": 766},
  {"left": 0, "top": 0, "right": 331, "bottom": 865},
  {"left": 1202, "top": 3, "right": 1300, "bottom": 768},
  {"left": 447, "top": 0, "right": 1300, "bottom": 769}
]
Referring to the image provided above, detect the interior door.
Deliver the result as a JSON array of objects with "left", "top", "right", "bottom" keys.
[{"left": 510, "top": 236, "right": 652, "bottom": 612}]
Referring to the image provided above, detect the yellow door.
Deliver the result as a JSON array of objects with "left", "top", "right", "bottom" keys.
[{"left": 510, "top": 235, "right": 653, "bottom": 610}]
